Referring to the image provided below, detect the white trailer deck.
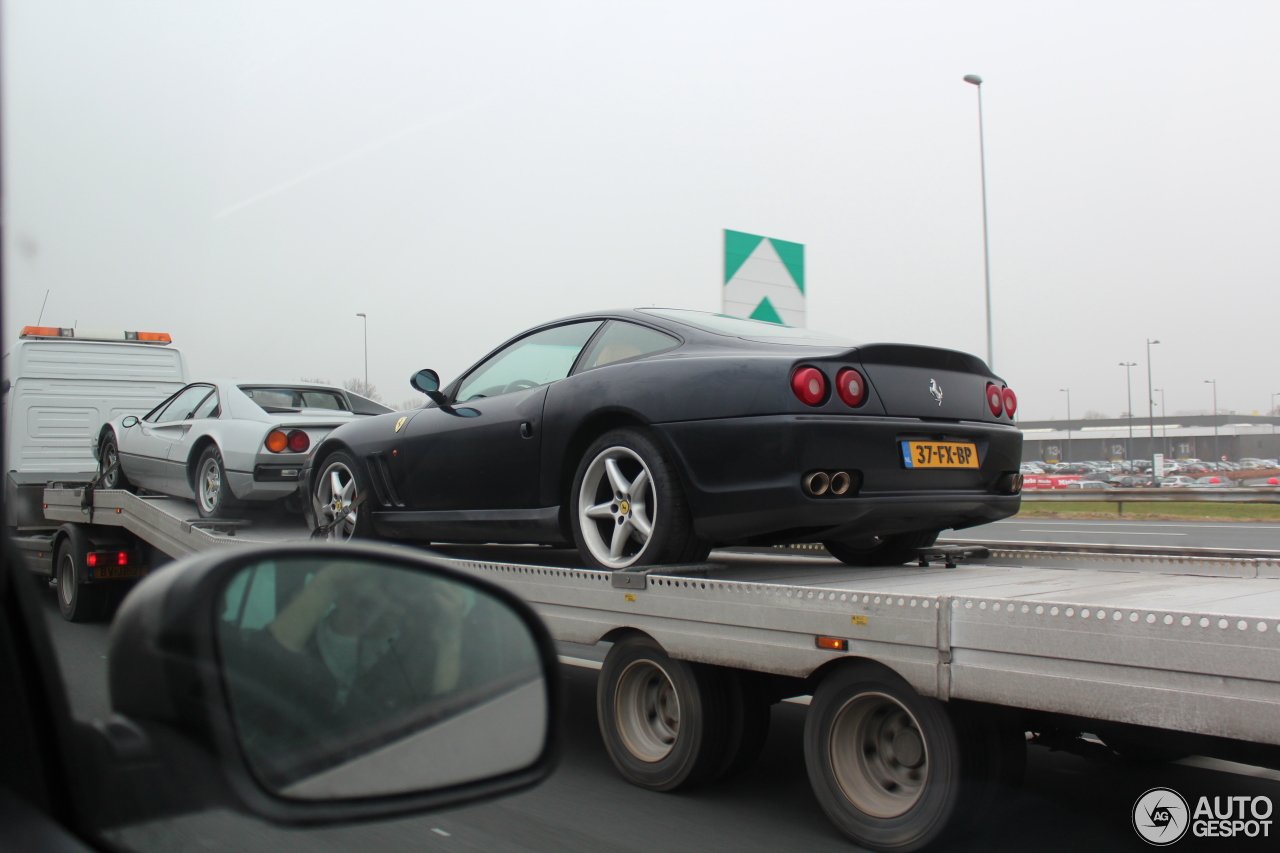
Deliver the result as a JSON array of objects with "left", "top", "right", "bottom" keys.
[{"left": 37, "top": 483, "right": 1280, "bottom": 850}]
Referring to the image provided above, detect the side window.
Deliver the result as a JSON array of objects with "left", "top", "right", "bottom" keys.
[
  {"left": 154, "top": 386, "right": 213, "bottom": 424},
  {"left": 192, "top": 390, "right": 220, "bottom": 419},
  {"left": 578, "top": 321, "right": 679, "bottom": 371},
  {"left": 456, "top": 322, "right": 602, "bottom": 402},
  {"left": 143, "top": 389, "right": 182, "bottom": 423}
]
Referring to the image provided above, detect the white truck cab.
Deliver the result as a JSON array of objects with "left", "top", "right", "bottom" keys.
[{"left": 3, "top": 326, "right": 187, "bottom": 527}]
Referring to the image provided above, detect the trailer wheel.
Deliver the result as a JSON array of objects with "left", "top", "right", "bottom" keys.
[
  {"left": 825, "top": 531, "right": 939, "bottom": 568},
  {"left": 55, "top": 528, "right": 108, "bottom": 622},
  {"left": 804, "top": 662, "right": 964, "bottom": 852},
  {"left": 597, "top": 635, "right": 730, "bottom": 791},
  {"left": 712, "top": 671, "right": 772, "bottom": 779}
]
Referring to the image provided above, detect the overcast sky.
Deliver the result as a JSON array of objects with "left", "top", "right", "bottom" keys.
[{"left": 5, "top": 1, "right": 1279, "bottom": 419}]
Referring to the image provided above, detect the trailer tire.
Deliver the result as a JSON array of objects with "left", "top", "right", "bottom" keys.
[
  {"left": 824, "top": 531, "right": 939, "bottom": 568},
  {"left": 804, "top": 661, "right": 964, "bottom": 852},
  {"left": 597, "top": 635, "right": 731, "bottom": 791},
  {"left": 712, "top": 671, "right": 772, "bottom": 779},
  {"left": 55, "top": 528, "right": 108, "bottom": 622}
]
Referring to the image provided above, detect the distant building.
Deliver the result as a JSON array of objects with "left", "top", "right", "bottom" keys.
[{"left": 1017, "top": 415, "right": 1280, "bottom": 463}]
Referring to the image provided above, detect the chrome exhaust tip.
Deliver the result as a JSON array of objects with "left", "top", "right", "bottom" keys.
[
  {"left": 803, "top": 471, "right": 830, "bottom": 496},
  {"left": 829, "top": 471, "right": 851, "bottom": 496}
]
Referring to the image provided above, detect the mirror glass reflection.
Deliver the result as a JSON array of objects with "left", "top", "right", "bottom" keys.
[{"left": 216, "top": 556, "right": 546, "bottom": 800}]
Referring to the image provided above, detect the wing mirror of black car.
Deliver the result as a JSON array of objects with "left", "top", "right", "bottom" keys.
[
  {"left": 100, "top": 542, "right": 559, "bottom": 827},
  {"left": 121, "top": 415, "right": 139, "bottom": 428},
  {"left": 410, "top": 369, "right": 447, "bottom": 406}
]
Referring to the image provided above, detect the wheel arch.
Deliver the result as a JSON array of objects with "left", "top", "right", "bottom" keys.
[
  {"left": 95, "top": 424, "right": 117, "bottom": 459},
  {"left": 556, "top": 410, "right": 652, "bottom": 534},
  {"left": 599, "top": 626, "right": 655, "bottom": 647},
  {"left": 803, "top": 655, "right": 922, "bottom": 698},
  {"left": 184, "top": 435, "right": 221, "bottom": 492}
]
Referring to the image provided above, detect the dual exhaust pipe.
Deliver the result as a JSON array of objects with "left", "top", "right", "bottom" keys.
[{"left": 803, "top": 470, "right": 855, "bottom": 497}]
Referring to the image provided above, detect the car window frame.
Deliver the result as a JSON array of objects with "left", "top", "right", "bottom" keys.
[
  {"left": 147, "top": 384, "right": 215, "bottom": 424},
  {"left": 191, "top": 389, "right": 221, "bottom": 420},
  {"left": 450, "top": 320, "right": 605, "bottom": 404},
  {"left": 571, "top": 320, "right": 683, "bottom": 374}
]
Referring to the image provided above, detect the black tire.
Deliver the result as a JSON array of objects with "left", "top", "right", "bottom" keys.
[
  {"left": 55, "top": 528, "right": 109, "bottom": 622},
  {"left": 570, "top": 427, "right": 706, "bottom": 570},
  {"left": 804, "top": 661, "right": 966, "bottom": 852},
  {"left": 824, "top": 530, "right": 940, "bottom": 568},
  {"left": 98, "top": 433, "right": 133, "bottom": 491},
  {"left": 311, "top": 450, "right": 377, "bottom": 540},
  {"left": 194, "top": 445, "right": 235, "bottom": 519},
  {"left": 596, "top": 635, "right": 732, "bottom": 791},
  {"left": 712, "top": 670, "right": 773, "bottom": 779}
]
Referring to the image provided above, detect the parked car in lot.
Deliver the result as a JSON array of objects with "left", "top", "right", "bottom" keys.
[
  {"left": 1065, "top": 479, "right": 1110, "bottom": 489},
  {"left": 305, "top": 309, "right": 1024, "bottom": 568},
  {"left": 1159, "top": 476, "right": 1197, "bottom": 487},
  {"left": 98, "top": 382, "right": 392, "bottom": 518}
]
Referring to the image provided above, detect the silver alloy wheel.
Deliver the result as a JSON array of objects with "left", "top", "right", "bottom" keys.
[
  {"left": 316, "top": 460, "right": 359, "bottom": 541},
  {"left": 829, "top": 692, "right": 928, "bottom": 818},
  {"left": 197, "top": 454, "right": 223, "bottom": 514},
  {"left": 578, "top": 445, "right": 655, "bottom": 568},
  {"left": 614, "top": 659, "right": 680, "bottom": 762},
  {"left": 100, "top": 441, "right": 120, "bottom": 488},
  {"left": 58, "top": 553, "right": 75, "bottom": 606}
]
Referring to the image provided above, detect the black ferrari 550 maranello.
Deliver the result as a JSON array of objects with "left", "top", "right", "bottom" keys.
[{"left": 303, "top": 309, "right": 1022, "bottom": 569}]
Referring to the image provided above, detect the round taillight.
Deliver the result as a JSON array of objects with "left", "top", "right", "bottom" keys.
[
  {"left": 834, "top": 368, "right": 866, "bottom": 407},
  {"left": 791, "top": 367, "right": 827, "bottom": 406},
  {"left": 1001, "top": 386, "right": 1017, "bottom": 418},
  {"left": 986, "top": 383, "right": 1004, "bottom": 417},
  {"left": 287, "top": 429, "right": 310, "bottom": 453},
  {"left": 265, "top": 430, "right": 288, "bottom": 453}
]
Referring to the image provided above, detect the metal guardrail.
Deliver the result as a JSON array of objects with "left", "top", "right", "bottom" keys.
[{"left": 1022, "top": 487, "right": 1280, "bottom": 503}]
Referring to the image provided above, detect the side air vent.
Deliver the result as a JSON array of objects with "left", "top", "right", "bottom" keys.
[{"left": 366, "top": 453, "right": 404, "bottom": 507}]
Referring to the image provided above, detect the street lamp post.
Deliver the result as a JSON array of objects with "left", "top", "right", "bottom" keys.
[
  {"left": 1154, "top": 388, "right": 1167, "bottom": 457},
  {"left": 1205, "top": 379, "right": 1219, "bottom": 462},
  {"left": 1146, "top": 339, "right": 1160, "bottom": 481},
  {"left": 356, "top": 313, "right": 368, "bottom": 389},
  {"left": 1060, "top": 388, "right": 1072, "bottom": 464},
  {"left": 1120, "top": 362, "right": 1136, "bottom": 463},
  {"left": 963, "top": 74, "right": 994, "bottom": 371}
]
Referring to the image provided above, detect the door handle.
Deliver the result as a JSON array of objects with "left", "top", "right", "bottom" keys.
[{"left": 520, "top": 422, "right": 534, "bottom": 439}]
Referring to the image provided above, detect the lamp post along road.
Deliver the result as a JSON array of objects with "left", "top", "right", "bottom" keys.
[
  {"left": 1146, "top": 339, "right": 1160, "bottom": 479},
  {"left": 1154, "top": 388, "right": 1167, "bottom": 456},
  {"left": 1205, "top": 379, "right": 1218, "bottom": 462},
  {"left": 964, "top": 74, "right": 994, "bottom": 370},
  {"left": 356, "top": 313, "right": 368, "bottom": 389},
  {"left": 1060, "top": 388, "right": 1072, "bottom": 464},
  {"left": 1120, "top": 362, "right": 1136, "bottom": 462}
]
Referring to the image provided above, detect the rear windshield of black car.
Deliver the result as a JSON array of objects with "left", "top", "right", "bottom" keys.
[
  {"left": 638, "top": 308, "right": 856, "bottom": 345},
  {"left": 240, "top": 387, "right": 350, "bottom": 413}
]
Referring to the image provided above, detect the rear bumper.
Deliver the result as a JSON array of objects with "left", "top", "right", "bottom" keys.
[{"left": 653, "top": 414, "right": 1022, "bottom": 543}]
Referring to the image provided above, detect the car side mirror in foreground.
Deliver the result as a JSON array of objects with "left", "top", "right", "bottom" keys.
[
  {"left": 121, "top": 415, "right": 139, "bottom": 428},
  {"left": 102, "top": 542, "right": 559, "bottom": 825},
  {"left": 410, "top": 369, "right": 447, "bottom": 406}
]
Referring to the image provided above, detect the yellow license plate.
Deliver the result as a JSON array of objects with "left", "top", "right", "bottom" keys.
[
  {"left": 901, "top": 441, "right": 979, "bottom": 468},
  {"left": 93, "top": 564, "right": 145, "bottom": 580}
]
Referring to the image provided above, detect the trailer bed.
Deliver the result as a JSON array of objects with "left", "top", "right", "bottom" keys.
[{"left": 44, "top": 485, "right": 1280, "bottom": 749}]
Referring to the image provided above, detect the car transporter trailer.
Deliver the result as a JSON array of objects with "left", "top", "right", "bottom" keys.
[{"left": 24, "top": 483, "right": 1280, "bottom": 851}]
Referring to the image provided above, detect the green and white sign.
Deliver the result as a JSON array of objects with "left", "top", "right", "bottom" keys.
[{"left": 722, "top": 229, "right": 805, "bottom": 327}]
